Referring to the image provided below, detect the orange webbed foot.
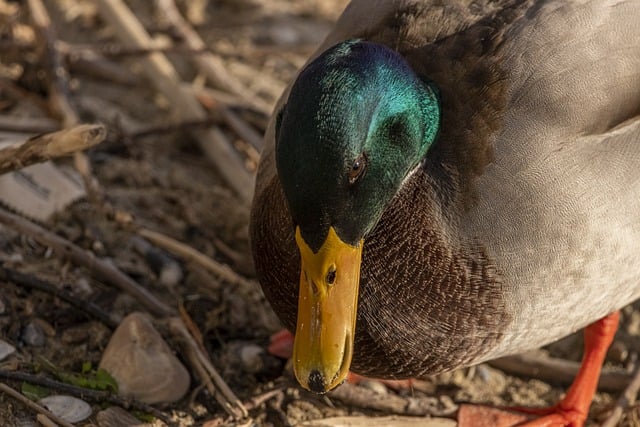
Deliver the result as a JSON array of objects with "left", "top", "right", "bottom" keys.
[{"left": 460, "top": 311, "right": 619, "bottom": 427}]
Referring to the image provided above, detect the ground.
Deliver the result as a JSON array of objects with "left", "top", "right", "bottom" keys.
[{"left": 0, "top": 1, "right": 639, "bottom": 426}]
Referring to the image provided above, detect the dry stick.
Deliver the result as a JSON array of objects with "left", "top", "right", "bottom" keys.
[
  {"left": 0, "top": 371, "right": 172, "bottom": 425},
  {"left": 328, "top": 382, "right": 457, "bottom": 418},
  {"left": 0, "top": 124, "right": 106, "bottom": 175},
  {"left": 169, "top": 317, "right": 248, "bottom": 419},
  {"left": 127, "top": 118, "right": 218, "bottom": 140},
  {"left": 488, "top": 353, "right": 632, "bottom": 392},
  {"left": 218, "top": 106, "right": 264, "bottom": 152},
  {"left": 27, "top": 0, "right": 78, "bottom": 128},
  {"left": 155, "top": 0, "right": 271, "bottom": 114},
  {"left": 59, "top": 41, "right": 211, "bottom": 58},
  {"left": 601, "top": 365, "right": 640, "bottom": 427},
  {"left": 95, "top": 0, "right": 253, "bottom": 204},
  {"left": 0, "top": 382, "right": 75, "bottom": 427},
  {"left": 200, "top": 87, "right": 272, "bottom": 118},
  {"left": 0, "top": 266, "right": 120, "bottom": 329},
  {"left": 36, "top": 414, "right": 58, "bottom": 427},
  {"left": 0, "top": 115, "right": 60, "bottom": 134},
  {"left": 57, "top": 41, "right": 143, "bottom": 87},
  {"left": 137, "top": 227, "right": 255, "bottom": 288},
  {"left": 27, "top": 0, "right": 104, "bottom": 207},
  {"left": 0, "top": 206, "right": 174, "bottom": 318}
]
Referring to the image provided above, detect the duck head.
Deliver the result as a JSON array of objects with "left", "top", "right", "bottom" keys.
[{"left": 275, "top": 40, "right": 441, "bottom": 393}]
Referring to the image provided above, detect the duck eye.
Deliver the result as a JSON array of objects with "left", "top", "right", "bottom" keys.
[
  {"left": 325, "top": 264, "right": 337, "bottom": 285},
  {"left": 348, "top": 153, "right": 367, "bottom": 184}
]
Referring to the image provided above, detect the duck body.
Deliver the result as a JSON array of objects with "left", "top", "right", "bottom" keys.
[{"left": 250, "top": 0, "right": 640, "bottom": 382}]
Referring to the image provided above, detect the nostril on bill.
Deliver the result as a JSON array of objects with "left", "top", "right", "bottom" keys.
[{"left": 308, "top": 369, "right": 326, "bottom": 394}]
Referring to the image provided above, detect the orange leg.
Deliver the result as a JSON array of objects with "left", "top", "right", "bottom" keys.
[{"left": 459, "top": 311, "right": 620, "bottom": 427}]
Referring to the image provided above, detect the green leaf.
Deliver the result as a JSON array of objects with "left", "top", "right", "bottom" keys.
[
  {"left": 21, "top": 382, "right": 50, "bottom": 401},
  {"left": 81, "top": 361, "right": 92, "bottom": 374}
]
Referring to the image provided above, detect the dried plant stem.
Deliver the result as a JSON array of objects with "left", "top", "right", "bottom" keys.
[
  {"left": 489, "top": 352, "right": 631, "bottom": 392},
  {"left": 0, "top": 124, "right": 106, "bottom": 175},
  {"left": 27, "top": 0, "right": 104, "bottom": 207},
  {"left": 137, "top": 227, "right": 255, "bottom": 288},
  {"left": 169, "top": 317, "right": 248, "bottom": 419},
  {"left": 0, "top": 266, "right": 120, "bottom": 329}
]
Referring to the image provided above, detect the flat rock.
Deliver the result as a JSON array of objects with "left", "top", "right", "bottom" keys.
[
  {"left": 99, "top": 312, "right": 190, "bottom": 404},
  {"left": 38, "top": 395, "right": 92, "bottom": 423}
]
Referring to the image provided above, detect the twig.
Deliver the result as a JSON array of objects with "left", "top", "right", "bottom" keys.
[
  {"left": 59, "top": 42, "right": 142, "bottom": 87},
  {"left": 601, "top": 364, "right": 640, "bottom": 427},
  {"left": 0, "top": 382, "right": 75, "bottom": 427},
  {"left": 300, "top": 415, "right": 456, "bottom": 427},
  {"left": 126, "top": 118, "right": 218, "bottom": 140},
  {"left": 243, "top": 388, "right": 285, "bottom": 411},
  {"left": 27, "top": 0, "right": 78, "bottom": 127},
  {"left": 59, "top": 41, "right": 211, "bottom": 58},
  {"left": 155, "top": 0, "right": 270, "bottom": 114},
  {"left": 0, "top": 371, "right": 172, "bottom": 425},
  {"left": 0, "top": 266, "right": 120, "bottom": 329},
  {"left": 196, "top": 91, "right": 263, "bottom": 152},
  {"left": 218, "top": 106, "right": 263, "bottom": 152},
  {"left": 199, "top": 87, "right": 272, "bottom": 118},
  {"left": 36, "top": 413, "right": 58, "bottom": 427},
  {"left": 328, "top": 383, "right": 457, "bottom": 417},
  {"left": 488, "top": 353, "right": 632, "bottom": 392},
  {"left": 27, "top": 0, "right": 105, "bottom": 208},
  {"left": 169, "top": 317, "right": 248, "bottom": 420},
  {"left": 0, "top": 206, "right": 174, "bottom": 317},
  {"left": 0, "top": 116, "right": 59, "bottom": 134},
  {"left": 137, "top": 227, "right": 255, "bottom": 289},
  {"left": 0, "top": 124, "right": 106, "bottom": 175},
  {"left": 95, "top": 0, "right": 253, "bottom": 204}
]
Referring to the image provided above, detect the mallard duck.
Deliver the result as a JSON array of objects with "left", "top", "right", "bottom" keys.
[{"left": 250, "top": 1, "right": 640, "bottom": 425}]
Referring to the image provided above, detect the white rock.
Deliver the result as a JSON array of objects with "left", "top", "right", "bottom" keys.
[
  {"left": 99, "top": 312, "right": 190, "bottom": 403},
  {"left": 0, "top": 339, "right": 16, "bottom": 361},
  {"left": 38, "top": 395, "right": 92, "bottom": 423}
]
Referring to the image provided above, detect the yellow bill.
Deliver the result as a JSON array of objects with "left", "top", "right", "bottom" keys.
[{"left": 293, "top": 226, "right": 363, "bottom": 393}]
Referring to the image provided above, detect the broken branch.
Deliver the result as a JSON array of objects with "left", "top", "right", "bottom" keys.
[{"left": 0, "top": 124, "right": 106, "bottom": 175}]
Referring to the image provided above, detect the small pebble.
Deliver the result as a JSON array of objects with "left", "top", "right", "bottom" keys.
[
  {"left": 74, "top": 277, "right": 94, "bottom": 296},
  {"left": 159, "top": 261, "right": 183, "bottom": 288},
  {"left": 99, "top": 312, "right": 190, "bottom": 403},
  {"left": 239, "top": 344, "right": 265, "bottom": 374},
  {"left": 22, "top": 321, "right": 46, "bottom": 347},
  {"left": 39, "top": 395, "right": 92, "bottom": 423},
  {"left": 608, "top": 340, "right": 628, "bottom": 363},
  {"left": 0, "top": 339, "right": 16, "bottom": 361}
]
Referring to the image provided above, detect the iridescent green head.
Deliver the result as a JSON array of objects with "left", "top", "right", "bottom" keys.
[
  {"left": 276, "top": 39, "right": 440, "bottom": 251},
  {"left": 274, "top": 39, "right": 441, "bottom": 393}
]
